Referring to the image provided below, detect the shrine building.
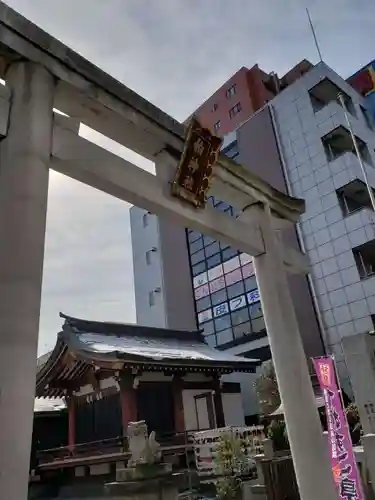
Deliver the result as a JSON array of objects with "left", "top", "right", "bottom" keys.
[{"left": 33, "top": 313, "right": 259, "bottom": 474}]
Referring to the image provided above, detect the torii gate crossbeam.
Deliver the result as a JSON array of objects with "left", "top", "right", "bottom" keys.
[{"left": 0, "top": 4, "right": 337, "bottom": 500}]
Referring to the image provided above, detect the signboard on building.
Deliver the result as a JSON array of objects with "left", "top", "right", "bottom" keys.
[
  {"left": 348, "top": 60, "right": 375, "bottom": 122},
  {"left": 313, "top": 356, "right": 363, "bottom": 500},
  {"left": 348, "top": 61, "right": 375, "bottom": 97},
  {"left": 172, "top": 117, "right": 222, "bottom": 208}
]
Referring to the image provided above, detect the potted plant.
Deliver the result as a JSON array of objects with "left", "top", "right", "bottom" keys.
[{"left": 214, "top": 432, "right": 247, "bottom": 500}]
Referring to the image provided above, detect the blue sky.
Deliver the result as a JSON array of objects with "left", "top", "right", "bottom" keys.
[{"left": 3, "top": 0, "right": 375, "bottom": 353}]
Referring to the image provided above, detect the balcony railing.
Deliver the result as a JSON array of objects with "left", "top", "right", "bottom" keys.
[{"left": 35, "top": 431, "right": 195, "bottom": 470}]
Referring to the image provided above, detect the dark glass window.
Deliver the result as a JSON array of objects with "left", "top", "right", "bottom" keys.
[
  {"left": 207, "top": 254, "right": 222, "bottom": 269},
  {"left": 249, "top": 302, "right": 262, "bottom": 320},
  {"left": 203, "top": 235, "right": 215, "bottom": 247},
  {"left": 216, "top": 328, "right": 234, "bottom": 345},
  {"left": 222, "top": 247, "right": 239, "bottom": 261},
  {"left": 205, "top": 242, "right": 220, "bottom": 258},
  {"left": 233, "top": 321, "right": 252, "bottom": 339},
  {"left": 227, "top": 281, "right": 245, "bottom": 300},
  {"left": 196, "top": 296, "right": 211, "bottom": 312},
  {"left": 251, "top": 316, "right": 265, "bottom": 333},
  {"left": 202, "top": 320, "right": 215, "bottom": 336},
  {"left": 205, "top": 334, "right": 217, "bottom": 347},
  {"left": 219, "top": 241, "right": 229, "bottom": 251},
  {"left": 244, "top": 276, "right": 257, "bottom": 292},
  {"left": 188, "top": 231, "right": 201, "bottom": 243},
  {"left": 192, "top": 262, "right": 206, "bottom": 276},
  {"left": 211, "top": 289, "right": 227, "bottom": 306},
  {"left": 215, "top": 201, "right": 231, "bottom": 212},
  {"left": 214, "top": 314, "right": 231, "bottom": 332},
  {"left": 190, "top": 249, "right": 205, "bottom": 265},
  {"left": 189, "top": 237, "right": 203, "bottom": 254},
  {"left": 231, "top": 307, "right": 249, "bottom": 326}
]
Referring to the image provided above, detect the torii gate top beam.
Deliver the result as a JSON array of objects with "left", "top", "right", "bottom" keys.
[{"left": 0, "top": 1, "right": 304, "bottom": 224}]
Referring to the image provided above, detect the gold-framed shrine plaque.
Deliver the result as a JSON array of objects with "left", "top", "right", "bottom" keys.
[{"left": 171, "top": 117, "right": 222, "bottom": 208}]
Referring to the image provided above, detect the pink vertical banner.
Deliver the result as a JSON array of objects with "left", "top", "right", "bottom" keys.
[{"left": 313, "top": 356, "right": 363, "bottom": 500}]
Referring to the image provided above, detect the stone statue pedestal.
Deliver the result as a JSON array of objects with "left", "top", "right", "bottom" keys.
[
  {"left": 105, "top": 421, "right": 183, "bottom": 500},
  {"left": 105, "top": 471, "right": 182, "bottom": 500}
]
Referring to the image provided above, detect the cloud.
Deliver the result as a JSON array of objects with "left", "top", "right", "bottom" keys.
[{"left": 3, "top": 0, "right": 374, "bottom": 352}]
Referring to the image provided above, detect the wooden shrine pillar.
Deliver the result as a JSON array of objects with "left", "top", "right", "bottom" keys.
[
  {"left": 213, "top": 376, "right": 225, "bottom": 428},
  {"left": 66, "top": 394, "right": 76, "bottom": 453},
  {"left": 173, "top": 376, "right": 185, "bottom": 434},
  {"left": 119, "top": 373, "right": 138, "bottom": 435}
]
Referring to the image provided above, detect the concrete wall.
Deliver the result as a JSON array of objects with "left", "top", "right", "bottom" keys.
[
  {"left": 158, "top": 217, "right": 197, "bottom": 331},
  {"left": 130, "top": 206, "right": 197, "bottom": 332},
  {"left": 130, "top": 206, "right": 167, "bottom": 328},
  {"left": 222, "top": 393, "right": 245, "bottom": 427}
]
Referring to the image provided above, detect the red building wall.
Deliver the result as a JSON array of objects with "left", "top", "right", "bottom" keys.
[
  {"left": 194, "top": 67, "right": 255, "bottom": 137},
  {"left": 190, "top": 60, "right": 313, "bottom": 138}
]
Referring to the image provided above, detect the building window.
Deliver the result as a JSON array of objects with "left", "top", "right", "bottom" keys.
[
  {"left": 192, "top": 262, "right": 207, "bottom": 276},
  {"left": 207, "top": 254, "right": 222, "bottom": 269},
  {"left": 233, "top": 321, "right": 252, "bottom": 339},
  {"left": 251, "top": 316, "right": 266, "bottom": 333},
  {"left": 142, "top": 213, "right": 149, "bottom": 228},
  {"left": 231, "top": 306, "right": 250, "bottom": 326},
  {"left": 188, "top": 230, "right": 201, "bottom": 243},
  {"left": 212, "top": 103, "right": 218, "bottom": 112},
  {"left": 205, "top": 241, "right": 220, "bottom": 258},
  {"left": 229, "top": 102, "right": 242, "bottom": 119},
  {"left": 353, "top": 241, "right": 375, "bottom": 279},
  {"left": 215, "top": 201, "right": 231, "bottom": 212},
  {"left": 211, "top": 289, "right": 228, "bottom": 306},
  {"left": 222, "top": 247, "right": 239, "bottom": 261},
  {"left": 202, "top": 320, "right": 215, "bottom": 336},
  {"left": 146, "top": 251, "right": 152, "bottom": 265},
  {"left": 205, "top": 334, "right": 217, "bottom": 347},
  {"left": 244, "top": 276, "right": 258, "bottom": 291},
  {"left": 249, "top": 302, "right": 263, "bottom": 320},
  {"left": 227, "top": 281, "right": 245, "bottom": 300},
  {"left": 214, "top": 314, "right": 231, "bottom": 332},
  {"left": 196, "top": 296, "right": 212, "bottom": 313},
  {"left": 203, "top": 235, "right": 215, "bottom": 247},
  {"left": 226, "top": 84, "right": 236, "bottom": 99},
  {"left": 189, "top": 237, "right": 204, "bottom": 254},
  {"left": 337, "top": 180, "right": 374, "bottom": 216},
  {"left": 322, "top": 126, "right": 372, "bottom": 164},
  {"left": 149, "top": 291, "right": 155, "bottom": 307},
  {"left": 216, "top": 328, "right": 234, "bottom": 345},
  {"left": 222, "top": 141, "right": 239, "bottom": 160},
  {"left": 360, "top": 105, "right": 373, "bottom": 130},
  {"left": 214, "top": 120, "right": 221, "bottom": 132},
  {"left": 309, "top": 79, "right": 355, "bottom": 115},
  {"left": 190, "top": 249, "right": 205, "bottom": 265}
]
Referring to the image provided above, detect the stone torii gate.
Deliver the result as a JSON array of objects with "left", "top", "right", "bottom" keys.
[{"left": 0, "top": 4, "right": 337, "bottom": 500}]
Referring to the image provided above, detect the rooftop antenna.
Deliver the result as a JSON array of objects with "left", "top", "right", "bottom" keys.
[{"left": 306, "top": 8, "right": 323, "bottom": 62}]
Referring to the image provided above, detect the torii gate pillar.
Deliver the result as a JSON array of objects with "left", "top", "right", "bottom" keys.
[
  {"left": 248, "top": 206, "right": 337, "bottom": 500},
  {"left": 0, "top": 62, "right": 54, "bottom": 500}
]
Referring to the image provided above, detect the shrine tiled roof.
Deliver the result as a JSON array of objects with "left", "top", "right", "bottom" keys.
[{"left": 35, "top": 313, "right": 260, "bottom": 398}]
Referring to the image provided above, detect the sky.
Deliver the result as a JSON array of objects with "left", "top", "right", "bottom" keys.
[{"left": 3, "top": 0, "right": 375, "bottom": 354}]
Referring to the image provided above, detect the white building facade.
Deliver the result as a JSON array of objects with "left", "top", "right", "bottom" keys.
[{"left": 272, "top": 62, "right": 375, "bottom": 392}]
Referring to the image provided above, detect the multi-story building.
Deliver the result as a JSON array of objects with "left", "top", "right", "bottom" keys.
[
  {"left": 131, "top": 61, "right": 375, "bottom": 417},
  {"left": 187, "top": 60, "right": 313, "bottom": 137},
  {"left": 348, "top": 59, "right": 375, "bottom": 120}
]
